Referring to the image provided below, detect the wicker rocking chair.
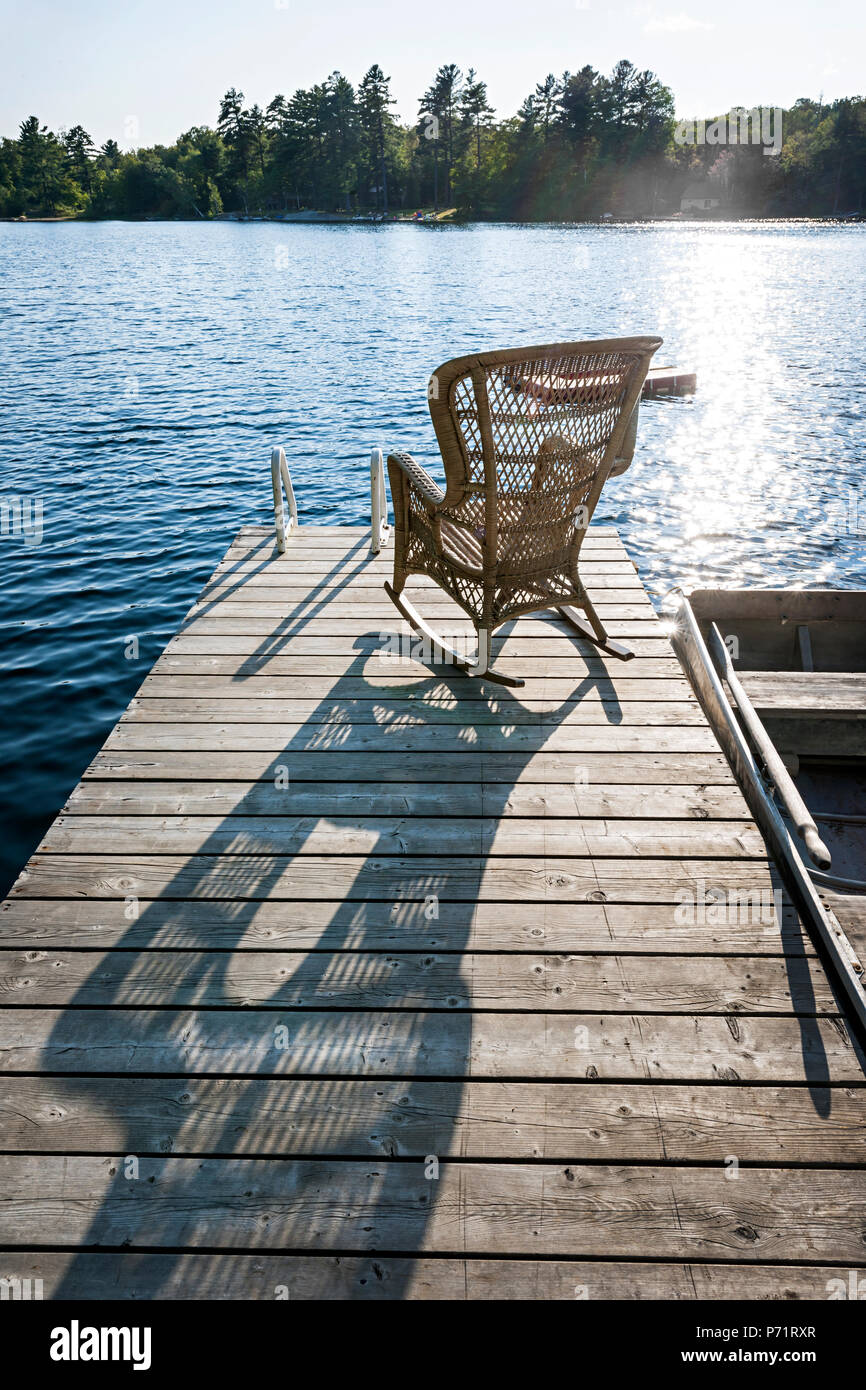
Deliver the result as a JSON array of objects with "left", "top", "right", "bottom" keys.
[{"left": 385, "top": 336, "right": 662, "bottom": 688}]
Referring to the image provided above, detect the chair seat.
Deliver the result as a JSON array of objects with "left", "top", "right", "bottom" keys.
[{"left": 439, "top": 517, "right": 483, "bottom": 572}]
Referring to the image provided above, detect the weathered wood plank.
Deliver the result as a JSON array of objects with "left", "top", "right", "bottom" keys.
[
  {"left": 175, "top": 612, "right": 664, "bottom": 633},
  {"left": 221, "top": 547, "right": 631, "bottom": 568},
  {"left": 223, "top": 548, "right": 632, "bottom": 567},
  {"left": 63, "top": 780, "right": 751, "bottom": 822},
  {"left": 214, "top": 563, "right": 644, "bottom": 583},
  {"left": 191, "top": 598, "right": 658, "bottom": 620},
  {"left": 203, "top": 585, "right": 653, "bottom": 611},
  {"left": 120, "top": 698, "right": 706, "bottom": 727},
  {"left": 226, "top": 545, "right": 632, "bottom": 559},
  {"left": 207, "top": 544, "right": 639, "bottom": 567},
  {"left": 221, "top": 553, "right": 635, "bottom": 571},
  {"left": 204, "top": 559, "right": 645, "bottom": 584},
  {"left": 230, "top": 523, "right": 624, "bottom": 537},
  {"left": 234, "top": 524, "right": 622, "bottom": 536},
  {"left": 204, "top": 590, "right": 655, "bottom": 611},
  {"left": 228, "top": 523, "right": 625, "bottom": 542},
  {"left": 227, "top": 534, "right": 629, "bottom": 553},
  {"left": 154, "top": 652, "right": 686, "bottom": 678},
  {"left": 5, "top": 1252, "right": 858, "bottom": 1301},
  {"left": 182, "top": 608, "right": 655, "bottom": 626},
  {"left": 230, "top": 543, "right": 636, "bottom": 557},
  {"left": 823, "top": 891, "right": 866, "bottom": 965},
  {"left": 40, "top": 813, "right": 767, "bottom": 859},
  {"left": 162, "top": 634, "right": 677, "bottom": 660},
  {"left": 102, "top": 723, "right": 722, "bottom": 752},
  {"left": 3, "top": 1078, "right": 863, "bottom": 1162},
  {"left": 0, "top": 898, "right": 808, "bottom": 955},
  {"left": 741, "top": 672, "right": 866, "bottom": 716},
  {"left": 138, "top": 675, "right": 696, "bottom": 702},
  {"left": 10, "top": 854, "right": 784, "bottom": 902},
  {"left": 208, "top": 569, "right": 647, "bottom": 591},
  {"left": 1, "top": 1156, "right": 862, "bottom": 1260},
  {"left": 3, "top": 1010, "right": 859, "bottom": 1080},
  {"left": 83, "top": 749, "right": 738, "bottom": 784},
  {"left": 0, "top": 949, "right": 832, "bottom": 1012},
  {"left": 222, "top": 550, "right": 634, "bottom": 568}
]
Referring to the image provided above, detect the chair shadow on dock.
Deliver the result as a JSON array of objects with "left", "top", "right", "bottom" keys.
[
  {"left": 42, "top": 537, "right": 841, "bottom": 1299},
  {"left": 46, "top": 578, "right": 619, "bottom": 1298}
]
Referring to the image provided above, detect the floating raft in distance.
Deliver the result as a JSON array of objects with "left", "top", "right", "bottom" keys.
[
  {"left": 642, "top": 365, "right": 697, "bottom": 397},
  {"left": 518, "top": 365, "right": 696, "bottom": 407}
]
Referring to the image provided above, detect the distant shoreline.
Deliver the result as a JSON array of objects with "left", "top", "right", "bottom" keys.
[{"left": 3, "top": 212, "right": 864, "bottom": 226}]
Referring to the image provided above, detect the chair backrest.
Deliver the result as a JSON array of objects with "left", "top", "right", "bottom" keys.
[{"left": 427, "top": 337, "right": 661, "bottom": 574}]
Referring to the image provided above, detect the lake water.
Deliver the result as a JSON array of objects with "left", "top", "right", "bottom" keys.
[{"left": 0, "top": 219, "right": 864, "bottom": 892}]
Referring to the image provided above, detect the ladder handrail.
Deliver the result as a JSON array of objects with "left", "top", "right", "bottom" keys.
[
  {"left": 370, "top": 447, "right": 391, "bottom": 554},
  {"left": 271, "top": 446, "right": 389, "bottom": 555},
  {"left": 271, "top": 447, "right": 298, "bottom": 553}
]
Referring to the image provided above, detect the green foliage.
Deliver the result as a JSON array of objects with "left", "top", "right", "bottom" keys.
[
  {"left": 1, "top": 66, "right": 863, "bottom": 220},
  {"left": 13, "top": 115, "right": 81, "bottom": 214}
]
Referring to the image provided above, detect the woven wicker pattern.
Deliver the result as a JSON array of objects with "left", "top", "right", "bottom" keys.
[{"left": 388, "top": 336, "right": 661, "bottom": 634}]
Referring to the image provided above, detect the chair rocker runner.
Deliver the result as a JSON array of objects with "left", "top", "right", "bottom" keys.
[{"left": 384, "top": 335, "right": 662, "bottom": 687}]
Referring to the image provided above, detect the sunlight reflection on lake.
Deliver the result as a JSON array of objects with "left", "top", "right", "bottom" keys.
[{"left": 0, "top": 218, "right": 864, "bottom": 889}]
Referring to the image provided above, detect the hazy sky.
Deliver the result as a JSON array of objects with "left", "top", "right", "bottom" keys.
[{"left": 1, "top": 0, "right": 862, "bottom": 146}]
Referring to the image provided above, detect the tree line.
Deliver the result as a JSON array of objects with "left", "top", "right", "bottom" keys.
[{"left": 1, "top": 60, "right": 863, "bottom": 220}]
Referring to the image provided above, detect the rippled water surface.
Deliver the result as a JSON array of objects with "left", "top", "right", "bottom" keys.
[{"left": 1, "top": 220, "right": 864, "bottom": 890}]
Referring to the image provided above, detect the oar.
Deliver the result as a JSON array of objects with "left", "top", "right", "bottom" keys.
[{"left": 706, "top": 623, "right": 831, "bottom": 870}]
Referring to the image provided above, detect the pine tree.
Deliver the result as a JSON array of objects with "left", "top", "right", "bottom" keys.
[
  {"left": 18, "top": 116, "right": 70, "bottom": 213},
  {"left": 533, "top": 74, "right": 561, "bottom": 147},
  {"left": 459, "top": 69, "right": 494, "bottom": 173},
  {"left": 63, "top": 126, "right": 95, "bottom": 192},
  {"left": 358, "top": 65, "right": 395, "bottom": 213}
]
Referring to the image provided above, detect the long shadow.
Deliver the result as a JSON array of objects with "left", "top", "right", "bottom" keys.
[
  {"left": 48, "top": 546, "right": 623, "bottom": 1300},
  {"left": 776, "top": 878, "right": 842, "bottom": 1116},
  {"left": 43, "top": 544, "right": 837, "bottom": 1297}
]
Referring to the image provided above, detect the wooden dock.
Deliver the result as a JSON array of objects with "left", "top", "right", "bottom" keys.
[{"left": 2, "top": 523, "right": 865, "bottom": 1301}]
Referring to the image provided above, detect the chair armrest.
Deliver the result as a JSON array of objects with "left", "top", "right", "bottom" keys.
[{"left": 387, "top": 451, "right": 445, "bottom": 508}]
